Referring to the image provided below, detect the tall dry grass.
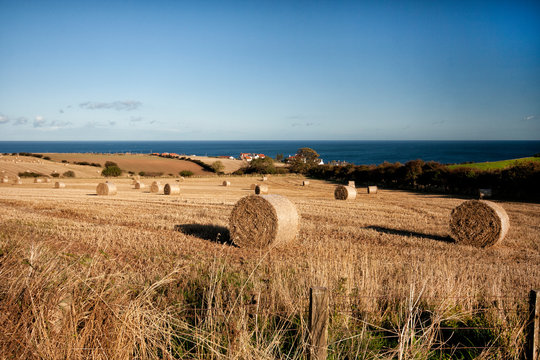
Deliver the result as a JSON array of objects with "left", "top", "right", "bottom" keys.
[{"left": 0, "top": 176, "right": 538, "bottom": 359}]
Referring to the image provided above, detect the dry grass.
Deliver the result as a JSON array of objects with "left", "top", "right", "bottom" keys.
[
  {"left": 0, "top": 154, "right": 102, "bottom": 178},
  {"left": 0, "top": 175, "right": 539, "bottom": 359}
]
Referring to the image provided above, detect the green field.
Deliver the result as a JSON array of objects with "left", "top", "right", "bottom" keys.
[{"left": 448, "top": 156, "right": 540, "bottom": 170}]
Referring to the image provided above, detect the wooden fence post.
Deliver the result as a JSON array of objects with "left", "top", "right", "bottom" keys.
[
  {"left": 308, "top": 287, "right": 329, "bottom": 360},
  {"left": 527, "top": 289, "right": 540, "bottom": 360}
]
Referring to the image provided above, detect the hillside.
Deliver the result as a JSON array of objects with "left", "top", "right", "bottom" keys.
[
  {"left": 0, "top": 154, "right": 103, "bottom": 178},
  {"left": 447, "top": 156, "right": 540, "bottom": 170},
  {"left": 43, "top": 153, "right": 210, "bottom": 176}
]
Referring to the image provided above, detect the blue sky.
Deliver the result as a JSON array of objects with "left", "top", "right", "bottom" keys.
[{"left": 0, "top": 0, "right": 539, "bottom": 140}]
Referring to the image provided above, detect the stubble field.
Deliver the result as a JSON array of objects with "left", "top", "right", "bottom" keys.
[{"left": 0, "top": 175, "right": 539, "bottom": 359}]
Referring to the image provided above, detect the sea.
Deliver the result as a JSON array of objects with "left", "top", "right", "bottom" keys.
[{"left": 0, "top": 140, "right": 539, "bottom": 166}]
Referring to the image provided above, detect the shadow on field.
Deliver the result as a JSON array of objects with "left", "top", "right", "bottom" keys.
[
  {"left": 174, "top": 224, "right": 234, "bottom": 246},
  {"left": 365, "top": 225, "right": 454, "bottom": 243}
]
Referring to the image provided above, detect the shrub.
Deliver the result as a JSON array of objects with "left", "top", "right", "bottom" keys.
[
  {"left": 138, "top": 171, "right": 163, "bottom": 177},
  {"left": 61, "top": 160, "right": 68, "bottom": 163},
  {"left": 211, "top": 161, "right": 225, "bottom": 173},
  {"left": 50, "top": 173, "right": 60, "bottom": 178},
  {"left": 244, "top": 157, "right": 277, "bottom": 174},
  {"left": 104, "top": 161, "right": 118, "bottom": 168},
  {"left": 18, "top": 172, "right": 44, "bottom": 178},
  {"left": 43, "top": 156, "right": 51, "bottom": 161},
  {"left": 179, "top": 170, "right": 194, "bottom": 177},
  {"left": 101, "top": 166, "right": 122, "bottom": 177},
  {"left": 62, "top": 170, "right": 75, "bottom": 178}
]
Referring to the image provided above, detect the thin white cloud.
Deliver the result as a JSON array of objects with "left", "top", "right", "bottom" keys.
[
  {"left": 79, "top": 100, "right": 142, "bottom": 111},
  {"left": 33, "top": 116, "right": 46, "bottom": 127},
  {"left": 129, "top": 116, "right": 144, "bottom": 123},
  {"left": 291, "top": 122, "right": 318, "bottom": 127},
  {"left": 0, "top": 114, "right": 9, "bottom": 124},
  {"left": 522, "top": 115, "right": 536, "bottom": 121},
  {"left": 49, "top": 120, "right": 72, "bottom": 128},
  {"left": 14, "top": 117, "right": 28, "bottom": 125},
  {"left": 33, "top": 116, "right": 71, "bottom": 128}
]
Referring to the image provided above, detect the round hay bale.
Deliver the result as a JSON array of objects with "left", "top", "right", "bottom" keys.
[
  {"left": 255, "top": 184, "right": 268, "bottom": 195},
  {"left": 150, "top": 181, "right": 163, "bottom": 193},
  {"left": 262, "top": 176, "right": 268, "bottom": 181},
  {"left": 14, "top": 180, "right": 22, "bottom": 185},
  {"left": 367, "top": 185, "right": 378, "bottom": 194},
  {"left": 54, "top": 182, "right": 65, "bottom": 189},
  {"left": 96, "top": 182, "right": 117, "bottom": 196},
  {"left": 222, "top": 181, "right": 231, "bottom": 187},
  {"left": 134, "top": 181, "right": 145, "bottom": 189},
  {"left": 334, "top": 185, "right": 357, "bottom": 200},
  {"left": 450, "top": 200, "right": 510, "bottom": 247},
  {"left": 302, "top": 180, "right": 310, "bottom": 186},
  {"left": 250, "top": 183, "right": 259, "bottom": 190},
  {"left": 348, "top": 180, "right": 355, "bottom": 187},
  {"left": 229, "top": 194, "right": 299, "bottom": 248},
  {"left": 45, "top": 178, "right": 51, "bottom": 183},
  {"left": 1, "top": 177, "right": 9, "bottom": 184},
  {"left": 34, "top": 178, "right": 43, "bottom": 183},
  {"left": 164, "top": 183, "right": 180, "bottom": 195}
]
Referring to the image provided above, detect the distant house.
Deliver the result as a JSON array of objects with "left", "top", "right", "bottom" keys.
[{"left": 240, "top": 153, "right": 266, "bottom": 162}]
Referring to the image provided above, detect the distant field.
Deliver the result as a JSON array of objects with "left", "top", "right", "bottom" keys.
[
  {"left": 1, "top": 174, "right": 538, "bottom": 358},
  {"left": 43, "top": 153, "right": 213, "bottom": 175},
  {"left": 448, "top": 156, "right": 540, "bottom": 170}
]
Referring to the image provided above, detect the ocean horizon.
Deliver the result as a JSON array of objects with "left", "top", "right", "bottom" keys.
[{"left": 0, "top": 140, "right": 539, "bottom": 166}]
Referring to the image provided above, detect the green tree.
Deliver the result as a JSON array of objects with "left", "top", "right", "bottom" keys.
[
  {"left": 245, "top": 157, "right": 276, "bottom": 174},
  {"left": 211, "top": 161, "right": 225, "bottom": 173},
  {"left": 289, "top": 147, "right": 320, "bottom": 173},
  {"left": 276, "top": 153, "right": 284, "bottom": 162},
  {"left": 102, "top": 166, "right": 122, "bottom": 177}
]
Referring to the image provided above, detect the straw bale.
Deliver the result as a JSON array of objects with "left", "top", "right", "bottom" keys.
[
  {"left": 302, "top": 180, "right": 310, "bottom": 186},
  {"left": 222, "top": 181, "right": 231, "bottom": 186},
  {"left": 250, "top": 183, "right": 259, "bottom": 190},
  {"left": 54, "top": 182, "right": 65, "bottom": 189},
  {"left": 255, "top": 184, "right": 268, "bottom": 195},
  {"left": 34, "top": 178, "right": 43, "bottom": 183},
  {"left": 348, "top": 180, "right": 355, "bottom": 187},
  {"left": 262, "top": 176, "right": 268, "bottom": 181},
  {"left": 334, "top": 185, "right": 357, "bottom": 200},
  {"left": 14, "top": 180, "right": 22, "bottom": 185},
  {"left": 1, "top": 177, "right": 8, "bottom": 184},
  {"left": 367, "top": 186, "right": 378, "bottom": 194},
  {"left": 164, "top": 183, "right": 180, "bottom": 195},
  {"left": 150, "top": 181, "right": 163, "bottom": 193},
  {"left": 450, "top": 200, "right": 510, "bottom": 247},
  {"left": 134, "top": 182, "right": 145, "bottom": 189},
  {"left": 96, "top": 182, "right": 117, "bottom": 196},
  {"left": 45, "top": 178, "right": 51, "bottom": 183},
  {"left": 229, "top": 194, "right": 299, "bottom": 248}
]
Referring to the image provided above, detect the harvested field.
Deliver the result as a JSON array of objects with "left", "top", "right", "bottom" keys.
[
  {"left": 0, "top": 174, "right": 539, "bottom": 359},
  {"left": 44, "top": 153, "right": 210, "bottom": 175}
]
